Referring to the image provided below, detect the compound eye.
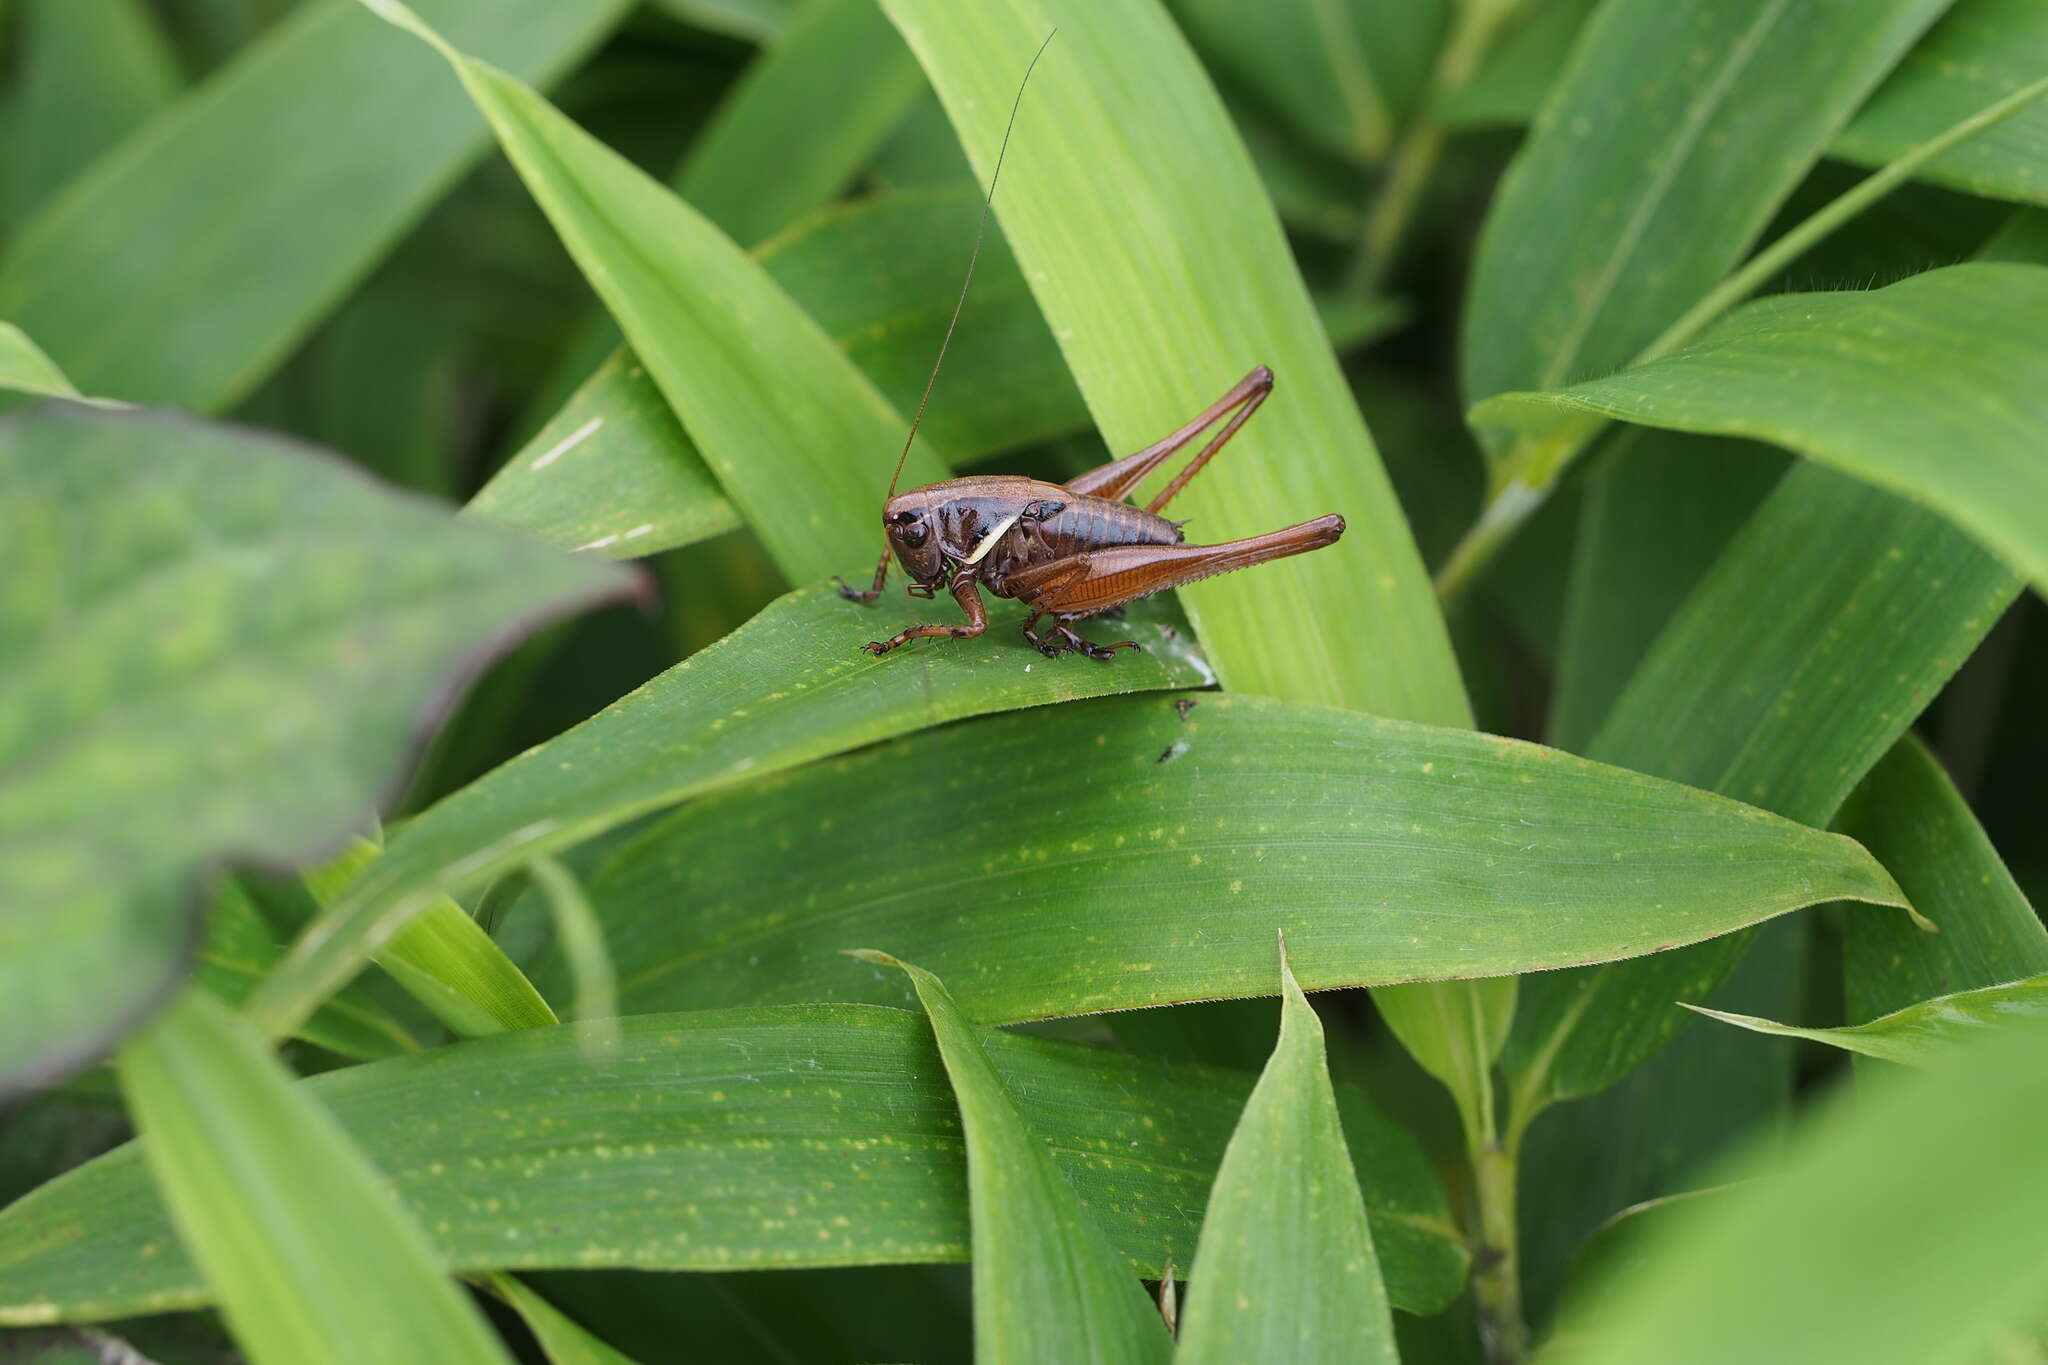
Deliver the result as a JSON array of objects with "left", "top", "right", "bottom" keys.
[{"left": 897, "top": 518, "right": 930, "bottom": 549}]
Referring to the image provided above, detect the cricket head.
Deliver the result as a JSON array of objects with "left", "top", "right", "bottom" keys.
[{"left": 882, "top": 490, "right": 946, "bottom": 586}]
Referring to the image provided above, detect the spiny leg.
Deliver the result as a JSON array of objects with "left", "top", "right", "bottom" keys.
[
  {"left": 1021, "top": 608, "right": 1139, "bottom": 661},
  {"left": 863, "top": 574, "right": 987, "bottom": 655},
  {"left": 1062, "top": 366, "right": 1274, "bottom": 509},
  {"left": 1057, "top": 623, "right": 1141, "bottom": 661},
  {"left": 1144, "top": 370, "right": 1271, "bottom": 515},
  {"left": 834, "top": 545, "right": 892, "bottom": 603}
]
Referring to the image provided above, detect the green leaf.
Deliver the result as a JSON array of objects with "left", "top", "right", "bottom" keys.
[
  {"left": 676, "top": 0, "right": 926, "bottom": 249},
  {"left": 1514, "top": 921, "right": 1803, "bottom": 1324},
  {"left": 362, "top": 0, "right": 947, "bottom": 584},
  {"left": 1686, "top": 973, "right": 2048, "bottom": 1066},
  {"left": 1837, "top": 737, "right": 2048, "bottom": 1022},
  {"left": 522, "top": 856, "right": 618, "bottom": 1038},
  {"left": 1171, "top": 0, "right": 1448, "bottom": 161},
  {"left": 1438, "top": 0, "right": 1599, "bottom": 130},
  {"left": 0, "top": 0, "right": 181, "bottom": 229},
  {"left": 115, "top": 990, "right": 513, "bottom": 1365},
  {"left": 0, "top": 0, "right": 634, "bottom": 411},
  {"left": 564, "top": 691, "right": 1912, "bottom": 1024},
  {"left": 1547, "top": 432, "right": 1785, "bottom": 752},
  {"left": 861, "top": 953, "right": 1174, "bottom": 1364},
  {"left": 244, "top": 585, "right": 1210, "bottom": 1043},
  {"left": 472, "top": 351, "right": 735, "bottom": 560},
  {"left": 1446, "top": 0, "right": 2048, "bottom": 216},
  {"left": 1543, "top": 1017, "right": 2048, "bottom": 1365},
  {"left": 649, "top": 0, "right": 798, "bottom": 43},
  {"left": 1476, "top": 266, "right": 2048, "bottom": 604},
  {"left": 1837, "top": 0, "right": 2048, "bottom": 207},
  {"left": 757, "top": 184, "right": 1087, "bottom": 461},
  {"left": 197, "top": 880, "right": 423, "bottom": 1061},
  {"left": 1461, "top": 0, "right": 1952, "bottom": 415},
  {"left": 482, "top": 1275, "right": 642, "bottom": 1365},
  {"left": 1175, "top": 939, "right": 1398, "bottom": 1365},
  {"left": 473, "top": 183, "right": 1084, "bottom": 560},
  {"left": 877, "top": 0, "right": 1489, "bottom": 1151},
  {"left": 877, "top": 0, "right": 1467, "bottom": 725},
  {"left": 1370, "top": 977, "right": 1516, "bottom": 1148},
  {"left": 499, "top": 0, "right": 932, "bottom": 467},
  {"left": 0, "top": 405, "right": 627, "bottom": 1097},
  {"left": 304, "top": 838, "right": 558, "bottom": 1037},
  {"left": 0, "top": 1005, "right": 1465, "bottom": 1322},
  {"left": 1502, "top": 465, "right": 2021, "bottom": 1112},
  {"left": 0, "top": 324, "right": 92, "bottom": 402}
]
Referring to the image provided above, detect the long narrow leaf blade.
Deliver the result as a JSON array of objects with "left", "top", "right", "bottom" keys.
[
  {"left": 1461, "top": 0, "right": 1951, "bottom": 413},
  {"left": 244, "top": 586, "right": 1208, "bottom": 1042},
  {"left": 1476, "top": 265, "right": 2048, "bottom": 602},
  {"left": 1837, "top": 737, "right": 2048, "bottom": 1021},
  {"left": 1176, "top": 941, "right": 1397, "bottom": 1365},
  {"left": 115, "top": 990, "right": 513, "bottom": 1365},
  {"left": 360, "top": 0, "right": 946, "bottom": 582},
  {"left": 566, "top": 692, "right": 1913, "bottom": 1023},
  {"left": 1545, "top": 1019, "right": 2048, "bottom": 1365},
  {"left": 1502, "top": 466, "right": 2020, "bottom": 1108},
  {"left": 471, "top": 184, "right": 1083, "bottom": 559},
  {"left": 0, "top": 1006, "right": 1466, "bottom": 1322},
  {"left": 304, "top": 839, "right": 557, "bottom": 1037},
  {"left": 862, "top": 954, "right": 1173, "bottom": 1364},
  {"left": 0, "top": 0, "right": 633, "bottom": 411},
  {"left": 1685, "top": 974, "right": 2048, "bottom": 1066},
  {"left": 1836, "top": 0, "right": 2048, "bottom": 206},
  {"left": 877, "top": 0, "right": 1466, "bottom": 723},
  {"left": 483, "top": 1275, "right": 642, "bottom": 1365}
]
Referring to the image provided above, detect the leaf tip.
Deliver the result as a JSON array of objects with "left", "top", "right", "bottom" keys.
[{"left": 843, "top": 948, "right": 901, "bottom": 968}]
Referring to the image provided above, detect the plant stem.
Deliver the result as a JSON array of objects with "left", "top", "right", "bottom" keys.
[
  {"left": 1436, "top": 70, "right": 2048, "bottom": 603},
  {"left": 1471, "top": 1129, "right": 1527, "bottom": 1364},
  {"left": 1353, "top": 0, "right": 1520, "bottom": 291}
]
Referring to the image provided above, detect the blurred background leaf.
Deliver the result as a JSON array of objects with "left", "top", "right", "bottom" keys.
[
  {"left": 1543, "top": 1018, "right": 2048, "bottom": 1365},
  {"left": 1685, "top": 972, "right": 2048, "bottom": 1066},
  {"left": 0, "top": 405, "right": 625, "bottom": 1099},
  {"left": 0, "top": 0, "right": 635, "bottom": 411},
  {"left": 0, "top": 0, "right": 181, "bottom": 231},
  {"left": 117, "top": 988, "right": 515, "bottom": 1364}
]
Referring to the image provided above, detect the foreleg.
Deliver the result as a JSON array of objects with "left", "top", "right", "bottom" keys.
[
  {"left": 862, "top": 574, "right": 989, "bottom": 655},
  {"left": 834, "top": 545, "right": 892, "bottom": 603}
]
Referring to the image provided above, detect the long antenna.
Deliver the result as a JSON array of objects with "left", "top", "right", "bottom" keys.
[{"left": 881, "top": 28, "right": 1057, "bottom": 503}]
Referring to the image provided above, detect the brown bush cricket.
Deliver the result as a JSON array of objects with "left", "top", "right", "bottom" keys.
[{"left": 838, "top": 33, "right": 1345, "bottom": 660}]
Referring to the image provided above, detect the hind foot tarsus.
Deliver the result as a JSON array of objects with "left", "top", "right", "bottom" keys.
[{"left": 1022, "top": 621, "right": 1142, "bottom": 661}]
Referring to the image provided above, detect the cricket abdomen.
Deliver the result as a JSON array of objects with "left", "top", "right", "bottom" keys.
[{"left": 982, "top": 493, "right": 1179, "bottom": 595}]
